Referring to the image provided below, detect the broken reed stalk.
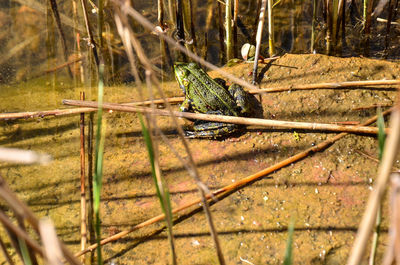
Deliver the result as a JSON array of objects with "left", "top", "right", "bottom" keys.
[
  {"left": 79, "top": 92, "right": 87, "bottom": 264},
  {"left": 63, "top": 99, "right": 390, "bottom": 136},
  {"left": 0, "top": 176, "right": 82, "bottom": 265},
  {"left": 1, "top": 78, "right": 397, "bottom": 121},
  {"left": 347, "top": 101, "right": 400, "bottom": 265},
  {"left": 225, "top": 0, "right": 233, "bottom": 61},
  {"left": 74, "top": 105, "right": 393, "bottom": 257},
  {"left": 252, "top": 0, "right": 267, "bottom": 84}
]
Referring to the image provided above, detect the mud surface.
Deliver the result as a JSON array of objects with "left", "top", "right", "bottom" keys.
[{"left": 1, "top": 54, "right": 400, "bottom": 264}]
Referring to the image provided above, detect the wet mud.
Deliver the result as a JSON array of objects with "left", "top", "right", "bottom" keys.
[{"left": 1, "top": 54, "right": 400, "bottom": 264}]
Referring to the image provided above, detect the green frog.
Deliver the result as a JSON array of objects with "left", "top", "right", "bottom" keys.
[{"left": 174, "top": 62, "right": 252, "bottom": 138}]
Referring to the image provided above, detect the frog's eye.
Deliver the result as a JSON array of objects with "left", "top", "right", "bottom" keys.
[
  {"left": 179, "top": 79, "right": 189, "bottom": 94},
  {"left": 182, "top": 79, "right": 189, "bottom": 87}
]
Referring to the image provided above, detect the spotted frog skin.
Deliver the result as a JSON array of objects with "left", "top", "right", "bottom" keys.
[{"left": 174, "top": 62, "right": 252, "bottom": 138}]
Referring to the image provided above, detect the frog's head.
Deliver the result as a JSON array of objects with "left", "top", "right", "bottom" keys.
[{"left": 174, "top": 62, "right": 194, "bottom": 94}]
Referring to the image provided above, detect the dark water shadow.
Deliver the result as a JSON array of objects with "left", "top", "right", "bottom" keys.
[{"left": 0, "top": 120, "right": 78, "bottom": 145}]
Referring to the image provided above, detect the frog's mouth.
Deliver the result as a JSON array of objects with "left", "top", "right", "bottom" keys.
[
  {"left": 174, "top": 75, "right": 186, "bottom": 94},
  {"left": 174, "top": 65, "right": 187, "bottom": 94}
]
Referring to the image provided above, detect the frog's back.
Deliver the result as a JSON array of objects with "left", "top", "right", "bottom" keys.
[{"left": 186, "top": 63, "right": 238, "bottom": 115}]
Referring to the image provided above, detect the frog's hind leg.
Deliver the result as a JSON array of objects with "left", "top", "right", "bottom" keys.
[
  {"left": 185, "top": 121, "right": 239, "bottom": 139},
  {"left": 228, "top": 84, "right": 252, "bottom": 116}
]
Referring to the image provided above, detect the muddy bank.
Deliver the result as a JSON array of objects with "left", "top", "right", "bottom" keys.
[{"left": 0, "top": 54, "right": 399, "bottom": 264}]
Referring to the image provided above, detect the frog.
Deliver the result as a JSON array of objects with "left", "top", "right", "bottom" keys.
[{"left": 174, "top": 62, "right": 253, "bottom": 138}]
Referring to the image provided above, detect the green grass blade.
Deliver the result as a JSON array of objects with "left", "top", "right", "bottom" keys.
[
  {"left": 283, "top": 219, "right": 295, "bottom": 265},
  {"left": 377, "top": 109, "right": 386, "bottom": 161},
  {"left": 139, "top": 115, "right": 161, "bottom": 205},
  {"left": 18, "top": 238, "right": 32, "bottom": 265},
  {"left": 139, "top": 114, "right": 176, "bottom": 264},
  {"left": 93, "top": 63, "right": 105, "bottom": 265}
]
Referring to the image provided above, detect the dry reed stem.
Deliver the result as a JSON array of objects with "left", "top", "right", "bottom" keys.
[
  {"left": 0, "top": 176, "right": 82, "bottom": 265},
  {"left": 247, "top": 79, "right": 400, "bottom": 94},
  {"left": 0, "top": 210, "right": 44, "bottom": 257},
  {"left": 383, "top": 173, "right": 400, "bottom": 265},
  {"left": 0, "top": 147, "right": 51, "bottom": 165},
  {"left": 63, "top": 99, "right": 389, "bottom": 135},
  {"left": 79, "top": 92, "right": 87, "bottom": 263},
  {"left": 252, "top": 0, "right": 267, "bottom": 84},
  {"left": 0, "top": 97, "right": 184, "bottom": 120},
  {"left": 1, "top": 79, "right": 397, "bottom": 121},
  {"left": 39, "top": 219, "right": 64, "bottom": 265},
  {"left": 347, "top": 100, "right": 400, "bottom": 265},
  {"left": 0, "top": 235, "right": 14, "bottom": 265},
  {"left": 355, "top": 149, "right": 400, "bottom": 171},
  {"left": 79, "top": 0, "right": 99, "bottom": 66},
  {"left": 74, "top": 105, "right": 392, "bottom": 258}
]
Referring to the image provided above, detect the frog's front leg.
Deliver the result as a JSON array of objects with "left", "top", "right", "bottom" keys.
[
  {"left": 180, "top": 98, "right": 192, "bottom": 112},
  {"left": 228, "top": 84, "right": 252, "bottom": 116}
]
